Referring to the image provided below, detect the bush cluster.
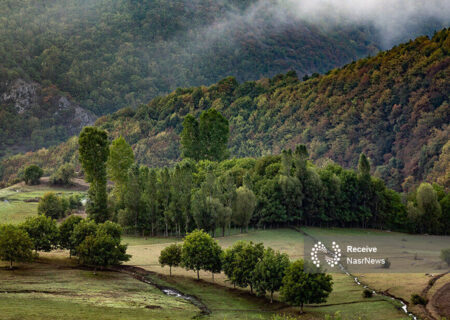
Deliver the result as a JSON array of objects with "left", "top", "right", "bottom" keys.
[
  {"left": 0, "top": 216, "right": 129, "bottom": 269},
  {"left": 38, "top": 192, "right": 82, "bottom": 220}
]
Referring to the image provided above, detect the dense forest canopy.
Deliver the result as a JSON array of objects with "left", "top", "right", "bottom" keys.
[
  {"left": 1, "top": 29, "right": 449, "bottom": 191},
  {"left": 0, "top": 0, "right": 447, "bottom": 159},
  {"left": 0, "top": 0, "right": 380, "bottom": 115}
]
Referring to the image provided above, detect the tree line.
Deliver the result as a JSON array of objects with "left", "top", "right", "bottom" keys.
[
  {"left": 159, "top": 229, "right": 333, "bottom": 311},
  {"left": 0, "top": 216, "right": 129, "bottom": 270},
  {"left": 76, "top": 107, "right": 448, "bottom": 236}
]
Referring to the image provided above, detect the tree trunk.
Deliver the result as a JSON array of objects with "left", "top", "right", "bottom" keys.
[
  {"left": 10, "top": 260, "right": 13, "bottom": 269},
  {"left": 250, "top": 284, "right": 253, "bottom": 294},
  {"left": 222, "top": 226, "right": 225, "bottom": 237},
  {"left": 270, "top": 291, "right": 273, "bottom": 303},
  {"left": 212, "top": 272, "right": 214, "bottom": 282},
  {"left": 170, "top": 266, "right": 172, "bottom": 276},
  {"left": 197, "top": 269, "right": 200, "bottom": 280}
]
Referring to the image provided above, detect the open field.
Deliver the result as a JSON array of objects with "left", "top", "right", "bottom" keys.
[
  {"left": 0, "top": 179, "right": 87, "bottom": 224},
  {"left": 125, "top": 229, "right": 411, "bottom": 319},
  {"left": 0, "top": 258, "right": 197, "bottom": 320},
  {"left": 0, "top": 182, "right": 448, "bottom": 319}
]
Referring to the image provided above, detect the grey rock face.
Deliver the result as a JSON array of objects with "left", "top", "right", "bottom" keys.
[
  {"left": 0, "top": 78, "right": 96, "bottom": 129},
  {"left": 1, "top": 79, "right": 39, "bottom": 114}
]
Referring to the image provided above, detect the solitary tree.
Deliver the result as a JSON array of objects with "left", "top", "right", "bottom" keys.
[
  {"left": 441, "top": 248, "right": 450, "bottom": 266},
  {"left": 233, "top": 186, "right": 256, "bottom": 232},
  {"left": 23, "top": 164, "right": 43, "bottom": 185},
  {"left": 205, "top": 239, "right": 223, "bottom": 282},
  {"left": 253, "top": 248, "right": 290, "bottom": 303},
  {"left": 222, "top": 241, "right": 245, "bottom": 288},
  {"left": 159, "top": 243, "right": 182, "bottom": 276},
  {"left": 416, "top": 183, "right": 442, "bottom": 234},
  {"left": 232, "top": 241, "right": 264, "bottom": 294},
  {"left": 181, "top": 229, "right": 219, "bottom": 280},
  {"left": 50, "top": 163, "right": 75, "bottom": 185},
  {"left": 357, "top": 153, "right": 371, "bottom": 178},
  {"left": 20, "top": 216, "right": 59, "bottom": 253},
  {"left": 180, "top": 114, "right": 201, "bottom": 161},
  {"left": 59, "top": 215, "right": 83, "bottom": 258},
  {"left": 78, "top": 127, "right": 109, "bottom": 222},
  {"left": 38, "top": 192, "right": 64, "bottom": 219},
  {"left": 198, "top": 108, "right": 229, "bottom": 161},
  {"left": 0, "top": 224, "right": 33, "bottom": 269},
  {"left": 107, "top": 136, "right": 134, "bottom": 201},
  {"left": 180, "top": 109, "right": 229, "bottom": 162},
  {"left": 280, "top": 260, "right": 333, "bottom": 312},
  {"left": 70, "top": 219, "right": 98, "bottom": 254},
  {"left": 77, "top": 231, "right": 130, "bottom": 272}
]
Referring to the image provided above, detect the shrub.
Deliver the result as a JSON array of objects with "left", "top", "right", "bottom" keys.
[
  {"left": 68, "top": 193, "right": 83, "bottom": 210},
  {"left": 363, "top": 289, "right": 373, "bottom": 298},
  {"left": 382, "top": 258, "right": 391, "bottom": 269},
  {"left": 77, "top": 231, "right": 130, "bottom": 271},
  {"left": 20, "top": 216, "right": 59, "bottom": 253},
  {"left": 59, "top": 215, "right": 83, "bottom": 258},
  {"left": 37, "top": 192, "right": 69, "bottom": 219},
  {"left": 441, "top": 248, "right": 450, "bottom": 266},
  {"left": 23, "top": 165, "right": 43, "bottom": 185},
  {"left": 411, "top": 294, "right": 428, "bottom": 305},
  {"left": 50, "top": 163, "right": 75, "bottom": 186}
]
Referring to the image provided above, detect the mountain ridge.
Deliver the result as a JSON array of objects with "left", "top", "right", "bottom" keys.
[{"left": 1, "top": 29, "right": 449, "bottom": 191}]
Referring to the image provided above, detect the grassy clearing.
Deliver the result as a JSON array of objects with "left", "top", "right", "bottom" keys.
[
  {"left": 0, "top": 181, "right": 86, "bottom": 225},
  {"left": 0, "top": 259, "right": 197, "bottom": 320},
  {"left": 301, "top": 227, "right": 449, "bottom": 307},
  {"left": 127, "top": 229, "right": 409, "bottom": 319}
]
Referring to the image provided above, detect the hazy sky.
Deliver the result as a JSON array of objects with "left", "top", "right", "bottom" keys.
[{"left": 204, "top": 0, "right": 450, "bottom": 48}]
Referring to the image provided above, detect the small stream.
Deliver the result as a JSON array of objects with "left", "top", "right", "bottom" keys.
[
  {"left": 111, "top": 265, "right": 210, "bottom": 317},
  {"left": 344, "top": 268, "right": 417, "bottom": 320},
  {"left": 296, "top": 227, "right": 419, "bottom": 320}
]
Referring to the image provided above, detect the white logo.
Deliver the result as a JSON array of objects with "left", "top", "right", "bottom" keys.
[{"left": 311, "top": 241, "right": 341, "bottom": 268}]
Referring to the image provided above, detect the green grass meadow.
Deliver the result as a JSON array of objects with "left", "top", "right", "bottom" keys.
[{"left": 0, "top": 183, "right": 447, "bottom": 319}]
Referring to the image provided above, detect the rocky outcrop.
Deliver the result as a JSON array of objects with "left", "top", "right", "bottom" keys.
[
  {"left": 0, "top": 78, "right": 96, "bottom": 133},
  {"left": 1, "top": 79, "right": 39, "bottom": 114}
]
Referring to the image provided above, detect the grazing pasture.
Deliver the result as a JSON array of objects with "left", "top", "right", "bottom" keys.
[
  {"left": 0, "top": 181, "right": 447, "bottom": 319},
  {"left": 125, "top": 228, "right": 412, "bottom": 319},
  {"left": 0, "top": 258, "right": 197, "bottom": 320},
  {"left": 0, "top": 180, "right": 86, "bottom": 224}
]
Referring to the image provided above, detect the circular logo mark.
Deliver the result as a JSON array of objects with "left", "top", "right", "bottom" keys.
[{"left": 311, "top": 241, "right": 341, "bottom": 268}]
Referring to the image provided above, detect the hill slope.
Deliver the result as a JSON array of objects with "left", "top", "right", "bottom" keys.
[
  {"left": 2, "top": 0, "right": 447, "bottom": 157},
  {"left": 0, "top": 0, "right": 380, "bottom": 115},
  {"left": 1, "top": 29, "right": 449, "bottom": 190},
  {"left": 0, "top": 78, "right": 96, "bottom": 158}
]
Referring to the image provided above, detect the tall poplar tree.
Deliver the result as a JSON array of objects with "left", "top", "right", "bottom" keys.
[{"left": 79, "top": 127, "right": 109, "bottom": 222}]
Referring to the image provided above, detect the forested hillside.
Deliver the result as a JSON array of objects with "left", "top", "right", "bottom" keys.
[
  {"left": 0, "top": 79, "right": 96, "bottom": 158},
  {"left": 1, "top": 0, "right": 447, "bottom": 158},
  {"left": 0, "top": 0, "right": 381, "bottom": 116},
  {"left": 1, "top": 29, "right": 449, "bottom": 191}
]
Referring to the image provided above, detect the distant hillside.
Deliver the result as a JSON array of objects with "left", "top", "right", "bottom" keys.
[
  {"left": 1, "top": 29, "right": 449, "bottom": 190},
  {"left": 0, "top": 78, "right": 96, "bottom": 158},
  {"left": 0, "top": 0, "right": 380, "bottom": 116}
]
